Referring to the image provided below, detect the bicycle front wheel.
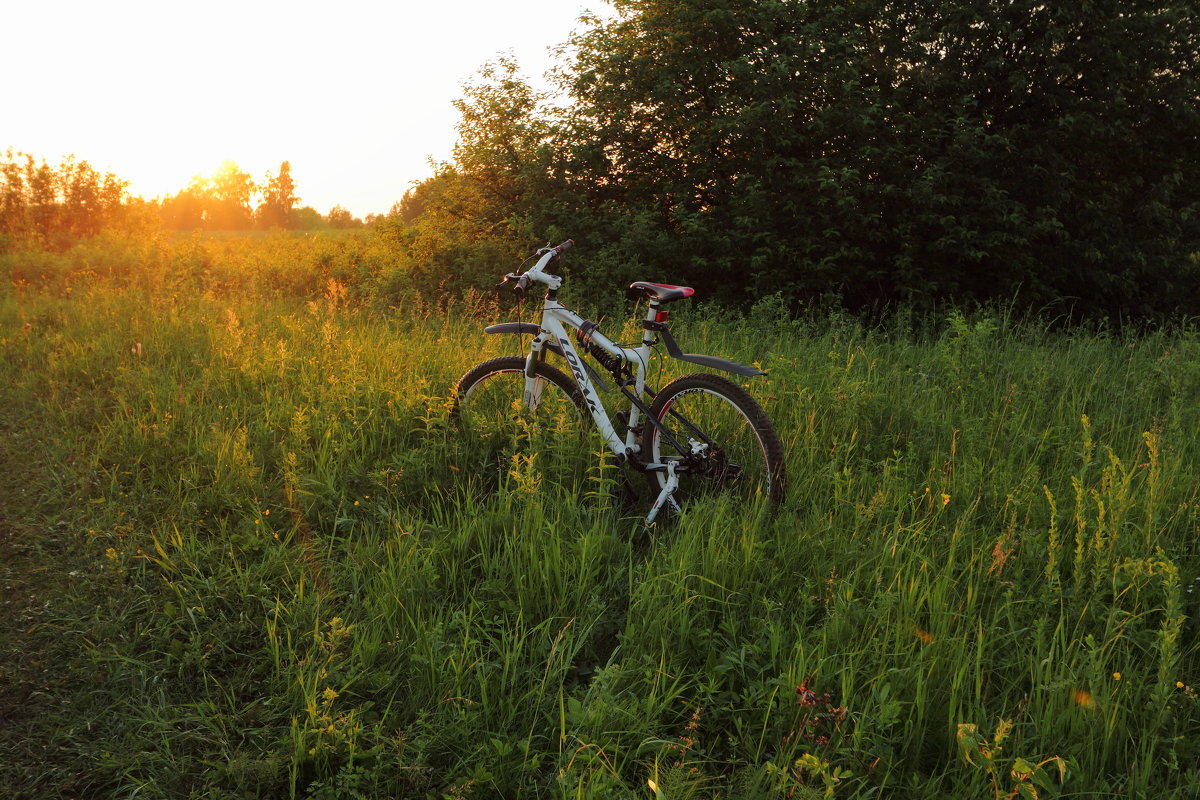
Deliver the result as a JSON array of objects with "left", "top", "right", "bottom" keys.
[
  {"left": 451, "top": 355, "right": 589, "bottom": 438},
  {"left": 642, "top": 372, "right": 785, "bottom": 509}
]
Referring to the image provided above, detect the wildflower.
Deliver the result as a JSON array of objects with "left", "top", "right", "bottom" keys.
[
  {"left": 915, "top": 627, "right": 933, "bottom": 645},
  {"left": 1074, "top": 689, "right": 1094, "bottom": 708},
  {"left": 353, "top": 500, "right": 359, "bottom": 506},
  {"left": 263, "top": 509, "right": 269, "bottom": 515},
  {"left": 104, "top": 547, "right": 117, "bottom": 560},
  {"left": 1113, "top": 672, "right": 1121, "bottom": 681},
  {"left": 322, "top": 687, "right": 339, "bottom": 702},
  {"left": 941, "top": 493, "right": 951, "bottom": 506},
  {"left": 1177, "top": 681, "right": 1185, "bottom": 689}
]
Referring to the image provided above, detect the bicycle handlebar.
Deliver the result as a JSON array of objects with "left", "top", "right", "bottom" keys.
[{"left": 501, "top": 239, "right": 572, "bottom": 296}]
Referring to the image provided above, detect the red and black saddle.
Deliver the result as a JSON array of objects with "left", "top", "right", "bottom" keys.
[{"left": 628, "top": 281, "right": 695, "bottom": 303}]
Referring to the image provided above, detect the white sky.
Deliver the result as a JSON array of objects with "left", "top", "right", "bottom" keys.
[{"left": 2, "top": 0, "right": 612, "bottom": 219}]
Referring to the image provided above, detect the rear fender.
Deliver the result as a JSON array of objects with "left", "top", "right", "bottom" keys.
[{"left": 659, "top": 328, "right": 765, "bottom": 377}]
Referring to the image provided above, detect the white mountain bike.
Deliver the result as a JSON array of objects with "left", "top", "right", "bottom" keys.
[{"left": 451, "top": 239, "right": 785, "bottom": 523}]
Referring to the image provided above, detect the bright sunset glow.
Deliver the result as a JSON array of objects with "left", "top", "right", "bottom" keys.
[{"left": 3, "top": 0, "right": 610, "bottom": 218}]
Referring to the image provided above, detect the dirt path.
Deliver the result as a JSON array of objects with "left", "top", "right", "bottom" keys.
[{"left": 0, "top": 404, "right": 91, "bottom": 798}]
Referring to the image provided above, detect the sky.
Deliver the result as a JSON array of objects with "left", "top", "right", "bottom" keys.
[{"left": 3, "top": 0, "right": 613, "bottom": 219}]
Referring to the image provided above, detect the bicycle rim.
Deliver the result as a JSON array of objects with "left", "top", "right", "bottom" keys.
[
  {"left": 456, "top": 366, "right": 586, "bottom": 442},
  {"left": 648, "top": 386, "right": 779, "bottom": 507}
]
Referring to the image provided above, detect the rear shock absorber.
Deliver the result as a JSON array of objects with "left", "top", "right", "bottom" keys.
[{"left": 576, "top": 320, "right": 623, "bottom": 373}]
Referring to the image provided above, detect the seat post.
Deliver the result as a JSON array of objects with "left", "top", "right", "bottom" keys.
[{"left": 641, "top": 301, "right": 661, "bottom": 346}]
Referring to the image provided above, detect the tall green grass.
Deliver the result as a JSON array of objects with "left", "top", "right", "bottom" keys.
[{"left": 1, "top": 252, "right": 1197, "bottom": 798}]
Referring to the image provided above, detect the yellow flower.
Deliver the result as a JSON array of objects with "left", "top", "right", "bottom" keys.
[
  {"left": 1113, "top": 672, "right": 1122, "bottom": 681},
  {"left": 941, "top": 493, "right": 951, "bottom": 506},
  {"left": 1177, "top": 681, "right": 1186, "bottom": 689},
  {"left": 321, "top": 687, "right": 339, "bottom": 702},
  {"left": 104, "top": 547, "right": 118, "bottom": 560},
  {"left": 1073, "top": 689, "right": 1094, "bottom": 708}
]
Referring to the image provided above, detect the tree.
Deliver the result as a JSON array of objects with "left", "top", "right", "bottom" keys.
[
  {"left": 550, "top": 0, "right": 1200, "bottom": 315},
  {"left": 160, "top": 176, "right": 210, "bottom": 230},
  {"left": 292, "top": 206, "right": 326, "bottom": 230},
  {"left": 257, "top": 161, "right": 298, "bottom": 229},
  {"left": 385, "top": 58, "right": 567, "bottom": 296},
  {"left": 207, "top": 160, "right": 255, "bottom": 229},
  {"left": 160, "top": 161, "right": 257, "bottom": 230},
  {"left": 451, "top": 55, "right": 555, "bottom": 222},
  {"left": 325, "top": 205, "right": 361, "bottom": 229}
]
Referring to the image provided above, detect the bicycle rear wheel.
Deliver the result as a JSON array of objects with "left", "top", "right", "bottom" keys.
[{"left": 641, "top": 372, "right": 785, "bottom": 510}]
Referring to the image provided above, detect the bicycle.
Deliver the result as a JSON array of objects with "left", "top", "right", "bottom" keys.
[{"left": 451, "top": 239, "right": 785, "bottom": 524}]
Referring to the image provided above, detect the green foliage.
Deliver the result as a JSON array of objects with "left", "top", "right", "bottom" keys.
[
  {"left": 398, "top": 0, "right": 1200, "bottom": 319},
  {"left": 1, "top": 250, "right": 1198, "bottom": 797},
  {"left": 956, "top": 720, "right": 1067, "bottom": 800}
]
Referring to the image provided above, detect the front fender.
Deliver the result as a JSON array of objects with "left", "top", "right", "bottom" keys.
[{"left": 484, "top": 322, "right": 564, "bottom": 356}]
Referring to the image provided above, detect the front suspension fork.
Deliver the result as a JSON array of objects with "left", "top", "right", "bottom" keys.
[{"left": 523, "top": 341, "right": 548, "bottom": 409}]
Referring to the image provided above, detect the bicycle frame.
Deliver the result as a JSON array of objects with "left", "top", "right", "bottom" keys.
[{"left": 522, "top": 294, "right": 657, "bottom": 462}]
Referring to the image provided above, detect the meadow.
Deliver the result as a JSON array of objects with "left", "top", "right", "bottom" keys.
[{"left": 1, "top": 233, "right": 1198, "bottom": 799}]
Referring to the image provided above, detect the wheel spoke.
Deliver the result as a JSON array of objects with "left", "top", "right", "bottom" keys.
[
  {"left": 452, "top": 356, "right": 593, "bottom": 472},
  {"left": 643, "top": 374, "right": 784, "bottom": 510}
]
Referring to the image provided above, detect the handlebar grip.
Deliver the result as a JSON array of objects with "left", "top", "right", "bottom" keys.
[
  {"left": 514, "top": 274, "right": 532, "bottom": 296},
  {"left": 552, "top": 239, "right": 574, "bottom": 256}
]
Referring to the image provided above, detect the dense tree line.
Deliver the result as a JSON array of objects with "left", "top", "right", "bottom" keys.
[
  {"left": 0, "top": 150, "right": 134, "bottom": 248},
  {"left": 398, "top": 0, "right": 1200, "bottom": 318},
  {"left": 158, "top": 160, "right": 368, "bottom": 231},
  {"left": 1, "top": 153, "right": 366, "bottom": 252}
]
